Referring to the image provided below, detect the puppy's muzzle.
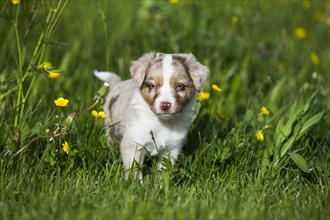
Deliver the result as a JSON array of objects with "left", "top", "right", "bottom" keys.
[{"left": 160, "top": 101, "right": 171, "bottom": 111}]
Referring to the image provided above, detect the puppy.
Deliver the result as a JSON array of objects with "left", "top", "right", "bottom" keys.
[{"left": 95, "top": 52, "right": 208, "bottom": 180}]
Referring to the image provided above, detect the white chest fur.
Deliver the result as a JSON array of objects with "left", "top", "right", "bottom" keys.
[{"left": 126, "top": 90, "right": 195, "bottom": 156}]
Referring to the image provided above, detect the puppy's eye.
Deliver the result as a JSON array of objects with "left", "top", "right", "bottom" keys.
[
  {"left": 145, "top": 82, "right": 156, "bottom": 90},
  {"left": 175, "top": 83, "right": 186, "bottom": 91}
]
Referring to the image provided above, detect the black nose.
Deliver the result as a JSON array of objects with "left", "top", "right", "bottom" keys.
[{"left": 160, "top": 101, "right": 171, "bottom": 111}]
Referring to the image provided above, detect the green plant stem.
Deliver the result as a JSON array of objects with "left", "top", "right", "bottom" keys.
[
  {"left": 17, "top": 31, "right": 46, "bottom": 128},
  {"left": 14, "top": 0, "right": 69, "bottom": 128},
  {"left": 13, "top": 3, "right": 23, "bottom": 128},
  {"left": 47, "top": 0, "right": 69, "bottom": 39},
  {"left": 98, "top": 3, "right": 110, "bottom": 70}
]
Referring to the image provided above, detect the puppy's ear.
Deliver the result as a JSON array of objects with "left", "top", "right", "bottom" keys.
[
  {"left": 130, "top": 52, "right": 156, "bottom": 87},
  {"left": 174, "top": 53, "right": 209, "bottom": 92}
]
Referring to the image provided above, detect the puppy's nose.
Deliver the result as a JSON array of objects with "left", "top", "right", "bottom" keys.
[{"left": 160, "top": 101, "right": 171, "bottom": 111}]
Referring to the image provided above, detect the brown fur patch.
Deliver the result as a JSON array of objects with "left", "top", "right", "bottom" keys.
[
  {"left": 173, "top": 54, "right": 208, "bottom": 92},
  {"left": 140, "top": 61, "right": 164, "bottom": 112},
  {"left": 173, "top": 55, "right": 188, "bottom": 73},
  {"left": 170, "top": 62, "right": 196, "bottom": 113},
  {"left": 173, "top": 55, "right": 195, "bottom": 86}
]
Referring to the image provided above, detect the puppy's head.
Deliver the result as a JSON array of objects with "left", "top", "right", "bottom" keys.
[{"left": 130, "top": 52, "right": 208, "bottom": 117}]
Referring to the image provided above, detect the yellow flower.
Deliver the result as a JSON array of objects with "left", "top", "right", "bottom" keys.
[
  {"left": 327, "top": 17, "right": 330, "bottom": 26},
  {"left": 92, "top": 110, "right": 106, "bottom": 119},
  {"left": 48, "top": 71, "right": 60, "bottom": 79},
  {"left": 169, "top": 0, "right": 179, "bottom": 4},
  {"left": 256, "top": 130, "right": 264, "bottom": 142},
  {"left": 38, "top": 61, "right": 52, "bottom": 69},
  {"left": 310, "top": 52, "right": 320, "bottom": 65},
  {"left": 45, "top": 128, "right": 50, "bottom": 133},
  {"left": 294, "top": 27, "right": 307, "bottom": 39},
  {"left": 212, "top": 84, "right": 222, "bottom": 92},
  {"left": 54, "top": 97, "right": 69, "bottom": 107},
  {"left": 261, "top": 106, "right": 270, "bottom": 116},
  {"left": 62, "top": 141, "right": 70, "bottom": 154},
  {"left": 232, "top": 16, "right": 239, "bottom": 24},
  {"left": 11, "top": 0, "right": 19, "bottom": 5},
  {"left": 197, "top": 92, "right": 210, "bottom": 101}
]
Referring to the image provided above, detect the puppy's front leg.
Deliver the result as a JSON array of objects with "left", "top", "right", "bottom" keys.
[{"left": 120, "top": 139, "right": 146, "bottom": 180}]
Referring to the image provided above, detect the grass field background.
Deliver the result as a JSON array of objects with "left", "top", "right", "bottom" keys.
[{"left": 1, "top": 0, "right": 329, "bottom": 219}]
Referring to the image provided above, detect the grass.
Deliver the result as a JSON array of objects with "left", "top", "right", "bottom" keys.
[
  {"left": 1, "top": 163, "right": 328, "bottom": 219},
  {"left": 1, "top": 0, "right": 329, "bottom": 219}
]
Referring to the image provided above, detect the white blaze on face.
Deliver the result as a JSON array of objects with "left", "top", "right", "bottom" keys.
[{"left": 155, "top": 54, "right": 176, "bottom": 113}]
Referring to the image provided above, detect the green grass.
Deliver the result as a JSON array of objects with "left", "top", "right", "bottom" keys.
[{"left": 1, "top": 0, "right": 329, "bottom": 219}]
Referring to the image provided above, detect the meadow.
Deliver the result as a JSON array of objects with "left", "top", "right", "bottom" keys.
[{"left": 0, "top": 0, "right": 329, "bottom": 219}]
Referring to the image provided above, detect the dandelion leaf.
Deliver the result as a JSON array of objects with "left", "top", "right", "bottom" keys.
[
  {"left": 275, "top": 114, "right": 296, "bottom": 147},
  {"left": 301, "top": 91, "right": 318, "bottom": 115},
  {"left": 280, "top": 111, "right": 324, "bottom": 158},
  {"left": 288, "top": 152, "right": 310, "bottom": 173},
  {"left": 297, "top": 111, "right": 324, "bottom": 140},
  {"left": 274, "top": 117, "right": 285, "bottom": 146},
  {"left": 275, "top": 92, "right": 318, "bottom": 148}
]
